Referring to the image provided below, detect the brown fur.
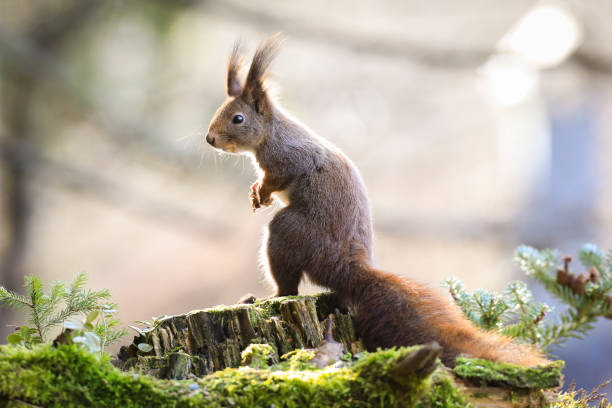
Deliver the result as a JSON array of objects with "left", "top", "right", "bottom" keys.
[
  {"left": 227, "top": 40, "right": 244, "bottom": 97},
  {"left": 206, "top": 35, "right": 547, "bottom": 367}
]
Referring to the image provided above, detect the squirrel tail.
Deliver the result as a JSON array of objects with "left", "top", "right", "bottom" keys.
[{"left": 343, "top": 263, "right": 548, "bottom": 367}]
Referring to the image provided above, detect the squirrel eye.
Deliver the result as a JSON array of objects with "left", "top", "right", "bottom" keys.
[{"left": 232, "top": 114, "right": 244, "bottom": 124}]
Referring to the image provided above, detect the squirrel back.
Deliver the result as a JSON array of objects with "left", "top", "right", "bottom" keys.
[{"left": 206, "top": 34, "right": 547, "bottom": 367}]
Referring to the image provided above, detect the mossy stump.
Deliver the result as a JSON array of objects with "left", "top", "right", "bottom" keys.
[
  {"left": 112, "top": 292, "right": 563, "bottom": 407},
  {"left": 117, "top": 293, "right": 364, "bottom": 378},
  {"left": 0, "top": 293, "right": 564, "bottom": 407}
]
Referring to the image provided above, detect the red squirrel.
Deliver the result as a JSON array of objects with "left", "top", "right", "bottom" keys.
[{"left": 205, "top": 34, "right": 547, "bottom": 367}]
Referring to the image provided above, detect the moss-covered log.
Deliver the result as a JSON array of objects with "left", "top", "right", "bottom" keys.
[
  {"left": 0, "top": 343, "right": 451, "bottom": 407},
  {"left": 0, "top": 293, "right": 565, "bottom": 407},
  {"left": 453, "top": 357, "right": 564, "bottom": 389},
  {"left": 0, "top": 342, "right": 563, "bottom": 408},
  {"left": 451, "top": 357, "right": 564, "bottom": 408}
]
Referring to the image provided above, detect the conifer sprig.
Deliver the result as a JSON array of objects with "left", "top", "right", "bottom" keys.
[
  {"left": 0, "top": 272, "right": 126, "bottom": 349},
  {"left": 445, "top": 243, "right": 612, "bottom": 351}
]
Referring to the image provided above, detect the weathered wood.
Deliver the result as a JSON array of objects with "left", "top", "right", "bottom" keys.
[
  {"left": 117, "top": 292, "right": 364, "bottom": 377},
  {"left": 452, "top": 377, "right": 557, "bottom": 408}
]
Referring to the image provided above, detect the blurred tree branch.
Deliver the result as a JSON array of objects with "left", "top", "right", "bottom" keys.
[
  {"left": 204, "top": 0, "right": 491, "bottom": 69},
  {"left": 204, "top": 0, "right": 612, "bottom": 73},
  {"left": 574, "top": 51, "right": 612, "bottom": 74}
]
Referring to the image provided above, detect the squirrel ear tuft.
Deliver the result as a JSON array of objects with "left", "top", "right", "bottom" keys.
[
  {"left": 243, "top": 33, "right": 284, "bottom": 114},
  {"left": 227, "top": 40, "right": 244, "bottom": 97}
]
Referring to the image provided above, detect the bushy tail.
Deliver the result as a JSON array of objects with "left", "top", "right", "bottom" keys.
[{"left": 343, "top": 263, "right": 548, "bottom": 367}]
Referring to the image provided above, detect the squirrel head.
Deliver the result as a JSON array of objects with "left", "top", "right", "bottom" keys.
[{"left": 206, "top": 34, "right": 283, "bottom": 153}]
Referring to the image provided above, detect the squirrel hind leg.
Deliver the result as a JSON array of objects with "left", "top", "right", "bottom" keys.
[
  {"left": 266, "top": 238, "right": 303, "bottom": 297},
  {"left": 266, "top": 208, "right": 309, "bottom": 297}
]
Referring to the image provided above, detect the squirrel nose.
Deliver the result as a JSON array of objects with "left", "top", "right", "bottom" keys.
[{"left": 206, "top": 132, "right": 215, "bottom": 146}]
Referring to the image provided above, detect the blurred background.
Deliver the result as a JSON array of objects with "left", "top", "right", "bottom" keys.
[{"left": 1, "top": 0, "right": 611, "bottom": 392}]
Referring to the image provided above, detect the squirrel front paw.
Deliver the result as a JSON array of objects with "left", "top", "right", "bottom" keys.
[
  {"left": 250, "top": 182, "right": 272, "bottom": 212},
  {"left": 250, "top": 182, "right": 262, "bottom": 211}
]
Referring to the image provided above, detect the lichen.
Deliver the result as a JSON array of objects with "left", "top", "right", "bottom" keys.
[
  {"left": 453, "top": 357, "right": 564, "bottom": 389},
  {"left": 555, "top": 388, "right": 612, "bottom": 408}
]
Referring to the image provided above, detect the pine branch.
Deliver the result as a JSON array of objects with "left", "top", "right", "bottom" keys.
[
  {"left": 578, "top": 244, "right": 604, "bottom": 270},
  {"left": 537, "top": 314, "right": 597, "bottom": 349},
  {"left": 0, "top": 272, "right": 125, "bottom": 349},
  {"left": 0, "top": 286, "right": 33, "bottom": 309},
  {"left": 513, "top": 244, "right": 612, "bottom": 350},
  {"left": 444, "top": 243, "right": 612, "bottom": 352},
  {"left": 25, "top": 276, "right": 45, "bottom": 341},
  {"left": 442, "top": 278, "right": 480, "bottom": 325}
]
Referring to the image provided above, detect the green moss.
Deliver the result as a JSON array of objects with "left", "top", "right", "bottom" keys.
[
  {"left": 0, "top": 343, "right": 465, "bottom": 408},
  {"left": 255, "top": 295, "right": 306, "bottom": 317},
  {"left": 254, "top": 292, "right": 344, "bottom": 321},
  {"left": 453, "top": 357, "right": 564, "bottom": 389},
  {"left": 507, "top": 391, "right": 520, "bottom": 402},
  {"left": 247, "top": 306, "right": 266, "bottom": 325},
  {"left": 241, "top": 343, "right": 276, "bottom": 369},
  {"left": 0, "top": 344, "right": 203, "bottom": 407},
  {"left": 136, "top": 355, "right": 167, "bottom": 370},
  {"left": 205, "top": 303, "right": 246, "bottom": 314},
  {"left": 278, "top": 348, "right": 318, "bottom": 371},
  {"left": 201, "top": 347, "right": 430, "bottom": 408},
  {"left": 418, "top": 371, "right": 473, "bottom": 408},
  {"left": 471, "top": 391, "right": 489, "bottom": 399}
]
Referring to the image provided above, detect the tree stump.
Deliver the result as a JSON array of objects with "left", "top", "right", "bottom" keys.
[
  {"left": 117, "top": 292, "right": 364, "bottom": 378},
  {"left": 112, "top": 292, "right": 563, "bottom": 407}
]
